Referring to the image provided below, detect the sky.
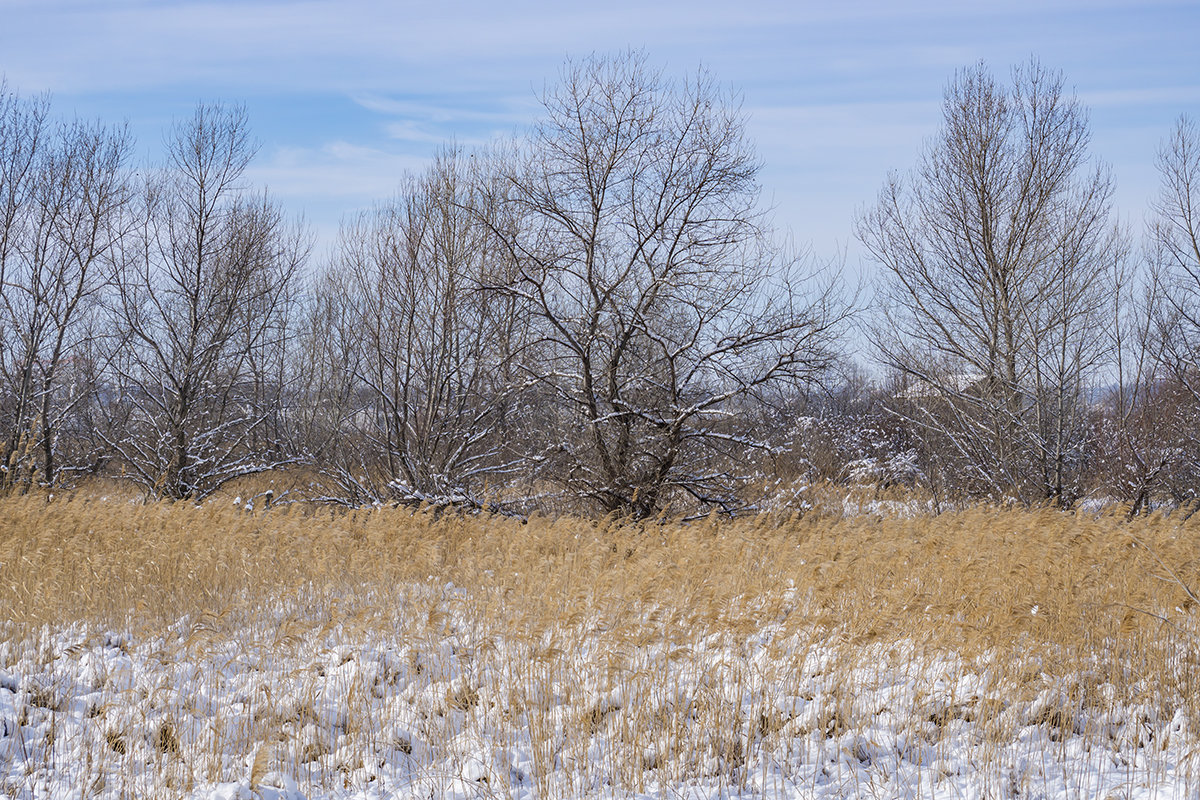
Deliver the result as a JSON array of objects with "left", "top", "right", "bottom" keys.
[{"left": 1, "top": 0, "right": 1197, "bottom": 280}]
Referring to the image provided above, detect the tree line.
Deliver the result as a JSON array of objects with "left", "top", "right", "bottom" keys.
[{"left": 1, "top": 53, "right": 1197, "bottom": 516}]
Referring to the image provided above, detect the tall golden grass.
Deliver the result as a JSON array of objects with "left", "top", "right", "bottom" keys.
[
  {"left": 2, "top": 494, "right": 1199, "bottom": 795},
  {"left": 4, "top": 495, "right": 1196, "bottom": 654}
]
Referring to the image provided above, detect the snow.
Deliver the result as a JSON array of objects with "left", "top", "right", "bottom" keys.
[{"left": 1, "top": 588, "right": 1197, "bottom": 799}]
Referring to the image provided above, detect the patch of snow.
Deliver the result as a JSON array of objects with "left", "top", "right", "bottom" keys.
[{"left": 0, "top": 593, "right": 1197, "bottom": 799}]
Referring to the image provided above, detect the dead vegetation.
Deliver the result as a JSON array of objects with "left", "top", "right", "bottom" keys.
[{"left": 2, "top": 495, "right": 1200, "bottom": 795}]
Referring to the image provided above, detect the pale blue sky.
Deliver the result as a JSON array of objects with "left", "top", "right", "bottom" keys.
[{"left": 1, "top": 0, "right": 1197, "bottom": 272}]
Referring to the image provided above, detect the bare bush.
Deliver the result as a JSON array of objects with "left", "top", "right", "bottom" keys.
[
  {"left": 308, "top": 148, "right": 528, "bottom": 508},
  {"left": 103, "top": 104, "right": 308, "bottom": 500}
]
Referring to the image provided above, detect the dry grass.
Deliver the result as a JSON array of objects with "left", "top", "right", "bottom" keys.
[
  {"left": 2, "top": 494, "right": 1200, "bottom": 796},
  {"left": 4, "top": 495, "right": 1196, "bottom": 658}
]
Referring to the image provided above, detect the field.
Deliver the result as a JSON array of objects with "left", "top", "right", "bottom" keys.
[{"left": 2, "top": 494, "right": 1200, "bottom": 798}]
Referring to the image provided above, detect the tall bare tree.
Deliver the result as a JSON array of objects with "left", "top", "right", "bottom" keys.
[
  {"left": 858, "top": 60, "right": 1120, "bottom": 505},
  {"left": 1146, "top": 115, "right": 1200, "bottom": 499},
  {"left": 1153, "top": 116, "right": 1200, "bottom": 298},
  {"left": 0, "top": 82, "right": 132, "bottom": 488},
  {"left": 105, "top": 104, "right": 308, "bottom": 500},
  {"left": 486, "top": 52, "right": 844, "bottom": 518}
]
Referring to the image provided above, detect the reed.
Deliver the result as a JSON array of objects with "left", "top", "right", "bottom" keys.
[{"left": 1, "top": 495, "right": 1197, "bottom": 797}]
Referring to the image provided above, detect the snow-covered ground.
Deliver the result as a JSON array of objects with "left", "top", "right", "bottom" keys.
[{"left": 2, "top": 581, "right": 1197, "bottom": 800}]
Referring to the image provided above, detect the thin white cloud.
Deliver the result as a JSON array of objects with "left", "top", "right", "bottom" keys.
[
  {"left": 745, "top": 101, "right": 940, "bottom": 180},
  {"left": 6, "top": 0, "right": 1185, "bottom": 96},
  {"left": 248, "top": 141, "right": 427, "bottom": 200},
  {"left": 244, "top": 139, "right": 435, "bottom": 257},
  {"left": 382, "top": 121, "right": 498, "bottom": 148},
  {"left": 1081, "top": 86, "right": 1200, "bottom": 108},
  {"left": 351, "top": 94, "right": 534, "bottom": 125},
  {"left": 2, "top": 0, "right": 1189, "bottom": 270}
]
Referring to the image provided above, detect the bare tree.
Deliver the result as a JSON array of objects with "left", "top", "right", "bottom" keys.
[
  {"left": 486, "top": 52, "right": 844, "bottom": 518},
  {"left": 285, "top": 264, "right": 367, "bottom": 492},
  {"left": 1088, "top": 241, "right": 1170, "bottom": 514},
  {"left": 0, "top": 81, "right": 132, "bottom": 489},
  {"left": 1154, "top": 116, "right": 1200, "bottom": 300},
  {"left": 1146, "top": 114, "right": 1200, "bottom": 500},
  {"left": 313, "top": 148, "right": 528, "bottom": 508},
  {"left": 104, "top": 104, "right": 308, "bottom": 500},
  {"left": 858, "top": 60, "right": 1120, "bottom": 505}
]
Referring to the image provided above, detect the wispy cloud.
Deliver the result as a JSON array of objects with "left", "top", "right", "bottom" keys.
[
  {"left": 351, "top": 94, "right": 533, "bottom": 126},
  {"left": 248, "top": 141, "right": 427, "bottom": 200},
  {"left": 6, "top": 1, "right": 1182, "bottom": 95},
  {"left": 351, "top": 94, "right": 533, "bottom": 148},
  {"left": 2, "top": 0, "right": 1192, "bottom": 261},
  {"left": 1081, "top": 86, "right": 1200, "bottom": 108},
  {"left": 245, "top": 140, "right": 435, "bottom": 256}
]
